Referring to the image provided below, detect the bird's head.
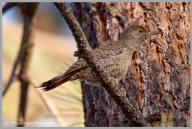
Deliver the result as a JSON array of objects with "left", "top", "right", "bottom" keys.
[
  {"left": 121, "top": 24, "right": 162, "bottom": 41},
  {"left": 120, "top": 24, "right": 162, "bottom": 49}
]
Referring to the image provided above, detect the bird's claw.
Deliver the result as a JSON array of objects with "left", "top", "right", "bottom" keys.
[{"left": 74, "top": 50, "right": 80, "bottom": 57}]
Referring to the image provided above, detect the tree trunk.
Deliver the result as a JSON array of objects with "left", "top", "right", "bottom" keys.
[{"left": 72, "top": 2, "right": 190, "bottom": 127}]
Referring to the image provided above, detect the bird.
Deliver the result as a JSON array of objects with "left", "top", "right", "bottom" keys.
[{"left": 38, "top": 24, "right": 162, "bottom": 91}]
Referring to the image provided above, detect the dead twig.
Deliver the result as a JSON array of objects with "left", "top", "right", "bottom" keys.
[
  {"left": 3, "top": 53, "right": 21, "bottom": 97},
  {"left": 54, "top": 3, "right": 147, "bottom": 126},
  {"left": 54, "top": 3, "right": 92, "bottom": 58},
  {"left": 3, "top": 2, "right": 20, "bottom": 14},
  {"left": 16, "top": 3, "right": 38, "bottom": 127},
  {"left": 2, "top": 3, "right": 24, "bottom": 97}
]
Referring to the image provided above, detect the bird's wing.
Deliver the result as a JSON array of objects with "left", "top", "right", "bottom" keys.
[
  {"left": 94, "top": 42, "right": 125, "bottom": 58},
  {"left": 63, "top": 58, "right": 88, "bottom": 77}
]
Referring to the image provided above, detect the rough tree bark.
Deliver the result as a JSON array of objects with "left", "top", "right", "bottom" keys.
[
  {"left": 54, "top": 3, "right": 146, "bottom": 126},
  {"left": 72, "top": 2, "right": 190, "bottom": 127}
]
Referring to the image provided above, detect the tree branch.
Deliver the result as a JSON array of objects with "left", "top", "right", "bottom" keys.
[
  {"left": 16, "top": 3, "right": 38, "bottom": 127},
  {"left": 2, "top": 3, "right": 25, "bottom": 97},
  {"left": 54, "top": 3, "right": 147, "bottom": 126},
  {"left": 54, "top": 3, "right": 92, "bottom": 59},
  {"left": 2, "top": 51, "right": 21, "bottom": 97},
  {"left": 3, "top": 2, "right": 20, "bottom": 14}
]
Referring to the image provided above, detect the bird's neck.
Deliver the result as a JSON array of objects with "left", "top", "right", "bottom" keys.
[{"left": 119, "top": 37, "right": 141, "bottom": 52}]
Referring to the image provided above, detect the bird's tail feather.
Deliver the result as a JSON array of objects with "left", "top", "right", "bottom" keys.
[
  {"left": 37, "top": 60, "right": 87, "bottom": 91},
  {"left": 37, "top": 74, "right": 72, "bottom": 91}
]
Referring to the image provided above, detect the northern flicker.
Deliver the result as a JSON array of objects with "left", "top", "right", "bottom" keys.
[{"left": 38, "top": 24, "right": 162, "bottom": 91}]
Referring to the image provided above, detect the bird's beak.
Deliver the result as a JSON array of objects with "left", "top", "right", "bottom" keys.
[
  {"left": 141, "top": 30, "right": 162, "bottom": 41},
  {"left": 148, "top": 31, "right": 163, "bottom": 37}
]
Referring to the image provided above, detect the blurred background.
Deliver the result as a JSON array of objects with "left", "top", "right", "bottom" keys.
[{"left": 2, "top": 3, "right": 84, "bottom": 127}]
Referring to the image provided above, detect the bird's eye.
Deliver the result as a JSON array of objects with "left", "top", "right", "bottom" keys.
[{"left": 139, "top": 30, "right": 143, "bottom": 33}]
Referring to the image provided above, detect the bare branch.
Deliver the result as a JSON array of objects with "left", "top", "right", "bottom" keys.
[
  {"left": 2, "top": 3, "right": 37, "bottom": 97},
  {"left": 54, "top": 3, "right": 147, "bottom": 126},
  {"left": 3, "top": 52, "right": 21, "bottom": 97},
  {"left": 16, "top": 3, "right": 38, "bottom": 127},
  {"left": 2, "top": 3, "right": 36, "bottom": 97},
  {"left": 3, "top": 2, "right": 20, "bottom": 14},
  {"left": 2, "top": 3, "right": 24, "bottom": 97},
  {"left": 54, "top": 3, "right": 92, "bottom": 59}
]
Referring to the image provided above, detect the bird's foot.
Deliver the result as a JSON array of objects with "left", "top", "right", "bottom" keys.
[{"left": 74, "top": 50, "right": 81, "bottom": 57}]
